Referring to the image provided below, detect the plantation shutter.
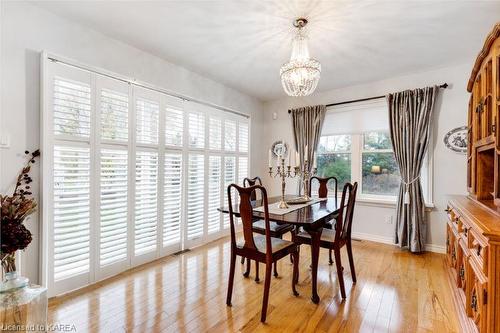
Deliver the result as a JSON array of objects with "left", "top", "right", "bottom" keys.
[
  {"left": 100, "top": 88, "right": 128, "bottom": 142},
  {"left": 223, "top": 156, "right": 236, "bottom": 228},
  {"left": 53, "top": 78, "right": 91, "bottom": 138},
  {"left": 134, "top": 151, "right": 158, "bottom": 256},
  {"left": 238, "top": 121, "right": 249, "bottom": 153},
  {"left": 208, "top": 156, "right": 222, "bottom": 234},
  {"left": 163, "top": 152, "right": 183, "bottom": 248},
  {"left": 53, "top": 145, "right": 91, "bottom": 281},
  {"left": 209, "top": 117, "right": 222, "bottom": 150},
  {"left": 44, "top": 58, "right": 251, "bottom": 296},
  {"left": 187, "top": 154, "right": 205, "bottom": 240},
  {"left": 238, "top": 157, "right": 248, "bottom": 185},
  {"left": 224, "top": 119, "right": 236, "bottom": 151},
  {"left": 188, "top": 111, "right": 205, "bottom": 149},
  {"left": 136, "top": 98, "right": 159, "bottom": 145},
  {"left": 165, "top": 98, "right": 184, "bottom": 147},
  {"left": 99, "top": 149, "right": 128, "bottom": 267}
]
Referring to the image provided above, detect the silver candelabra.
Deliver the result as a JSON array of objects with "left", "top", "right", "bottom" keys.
[{"left": 268, "top": 157, "right": 317, "bottom": 209}]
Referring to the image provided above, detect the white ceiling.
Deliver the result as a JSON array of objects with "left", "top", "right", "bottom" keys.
[{"left": 33, "top": 1, "right": 500, "bottom": 101}]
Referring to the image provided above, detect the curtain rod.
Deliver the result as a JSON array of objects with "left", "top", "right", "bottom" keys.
[
  {"left": 45, "top": 53, "right": 250, "bottom": 119},
  {"left": 288, "top": 83, "right": 448, "bottom": 113}
]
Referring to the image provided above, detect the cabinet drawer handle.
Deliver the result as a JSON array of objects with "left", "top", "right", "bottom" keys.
[
  {"left": 459, "top": 266, "right": 465, "bottom": 279},
  {"left": 471, "top": 294, "right": 478, "bottom": 312}
]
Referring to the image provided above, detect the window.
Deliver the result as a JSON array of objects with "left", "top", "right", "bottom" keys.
[
  {"left": 43, "top": 58, "right": 250, "bottom": 296},
  {"left": 317, "top": 99, "right": 432, "bottom": 203},
  {"left": 361, "top": 132, "right": 400, "bottom": 196},
  {"left": 317, "top": 135, "right": 352, "bottom": 190}
]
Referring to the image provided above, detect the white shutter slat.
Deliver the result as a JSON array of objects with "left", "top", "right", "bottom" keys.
[
  {"left": 223, "top": 156, "right": 236, "bottom": 229},
  {"left": 224, "top": 120, "right": 236, "bottom": 152},
  {"left": 208, "top": 156, "right": 222, "bottom": 234},
  {"left": 163, "top": 153, "right": 182, "bottom": 246},
  {"left": 239, "top": 121, "right": 249, "bottom": 153},
  {"left": 165, "top": 107, "right": 183, "bottom": 147},
  {"left": 135, "top": 151, "right": 158, "bottom": 255},
  {"left": 53, "top": 77, "right": 91, "bottom": 138},
  {"left": 53, "top": 146, "right": 90, "bottom": 281},
  {"left": 100, "top": 89, "right": 129, "bottom": 142},
  {"left": 100, "top": 149, "right": 128, "bottom": 267},
  {"left": 136, "top": 98, "right": 159, "bottom": 145},
  {"left": 188, "top": 112, "right": 205, "bottom": 149},
  {"left": 209, "top": 117, "right": 222, "bottom": 150},
  {"left": 238, "top": 157, "right": 248, "bottom": 185},
  {"left": 187, "top": 154, "right": 205, "bottom": 239}
]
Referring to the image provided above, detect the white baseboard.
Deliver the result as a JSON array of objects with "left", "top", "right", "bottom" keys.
[
  {"left": 351, "top": 232, "right": 394, "bottom": 245},
  {"left": 351, "top": 232, "right": 445, "bottom": 254},
  {"left": 424, "top": 244, "right": 446, "bottom": 254}
]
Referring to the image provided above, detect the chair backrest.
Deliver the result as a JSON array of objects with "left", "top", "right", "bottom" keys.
[
  {"left": 227, "top": 183, "right": 272, "bottom": 256},
  {"left": 308, "top": 176, "right": 338, "bottom": 199},
  {"left": 335, "top": 182, "right": 358, "bottom": 242},
  {"left": 243, "top": 177, "right": 263, "bottom": 201}
]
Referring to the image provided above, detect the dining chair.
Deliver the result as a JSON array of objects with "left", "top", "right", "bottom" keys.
[
  {"left": 242, "top": 176, "right": 295, "bottom": 281},
  {"left": 309, "top": 176, "right": 338, "bottom": 264},
  {"left": 294, "top": 182, "right": 358, "bottom": 299},
  {"left": 226, "top": 183, "right": 299, "bottom": 322}
]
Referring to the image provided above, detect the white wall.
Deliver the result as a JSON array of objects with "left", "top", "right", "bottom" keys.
[
  {"left": 260, "top": 63, "right": 471, "bottom": 251},
  {"left": 0, "top": 1, "right": 264, "bottom": 284}
]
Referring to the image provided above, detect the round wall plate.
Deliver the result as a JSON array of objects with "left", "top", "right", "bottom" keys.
[
  {"left": 271, "top": 141, "right": 289, "bottom": 158},
  {"left": 443, "top": 126, "right": 468, "bottom": 154}
]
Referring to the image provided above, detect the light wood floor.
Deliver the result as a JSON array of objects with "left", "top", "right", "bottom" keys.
[{"left": 48, "top": 236, "right": 460, "bottom": 332}]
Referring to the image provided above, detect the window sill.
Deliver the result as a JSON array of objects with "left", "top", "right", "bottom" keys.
[{"left": 355, "top": 197, "right": 435, "bottom": 211}]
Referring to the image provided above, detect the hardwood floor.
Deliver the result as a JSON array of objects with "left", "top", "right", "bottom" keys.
[{"left": 48, "top": 236, "right": 460, "bottom": 332}]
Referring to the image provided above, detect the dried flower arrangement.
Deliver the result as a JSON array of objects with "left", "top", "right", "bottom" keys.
[{"left": 0, "top": 149, "right": 40, "bottom": 274}]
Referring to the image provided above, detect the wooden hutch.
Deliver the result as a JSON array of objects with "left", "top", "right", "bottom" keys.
[{"left": 446, "top": 23, "right": 500, "bottom": 333}]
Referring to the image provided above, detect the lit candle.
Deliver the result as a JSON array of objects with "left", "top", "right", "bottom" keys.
[
  {"left": 295, "top": 151, "right": 300, "bottom": 167},
  {"left": 268, "top": 149, "right": 272, "bottom": 167},
  {"left": 313, "top": 154, "right": 317, "bottom": 169},
  {"left": 288, "top": 149, "right": 291, "bottom": 166},
  {"left": 305, "top": 145, "right": 308, "bottom": 162}
]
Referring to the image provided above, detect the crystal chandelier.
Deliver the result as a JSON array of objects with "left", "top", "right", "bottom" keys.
[{"left": 280, "top": 18, "right": 321, "bottom": 97}]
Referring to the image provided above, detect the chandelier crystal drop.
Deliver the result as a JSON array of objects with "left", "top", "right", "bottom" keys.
[{"left": 280, "top": 18, "right": 321, "bottom": 97}]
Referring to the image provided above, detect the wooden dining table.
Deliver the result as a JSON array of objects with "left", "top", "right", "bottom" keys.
[{"left": 218, "top": 195, "right": 340, "bottom": 304}]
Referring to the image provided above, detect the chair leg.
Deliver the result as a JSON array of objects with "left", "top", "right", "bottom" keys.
[
  {"left": 294, "top": 245, "right": 300, "bottom": 284},
  {"left": 243, "top": 258, "right": 251, "bottom": 277},
  {"left": 292, "top": 251, "right": 299, "bottom": 296},
  {"left": 329, "top": 249, "right": 334, "bottom": 265},
  {"left": 226, "top": 251, "right": 236, "bottom": 306},
  {"left": 347, "top": 240, "right": 357, "bottom": 283},
  {"left": 255, "top": 261, "right": 260, "bottom": 282},
  {"left": 260, "top": 262, "right": 273, "bottom": 322},
  {"left": 241, "top": 256, "right": 245, "bottom": 265},
  {"left": 334, "top": 247, "right": 346, "bottom": 299},
  {"left": 273, "top": 261, "right": 278, "bottom": 277}
]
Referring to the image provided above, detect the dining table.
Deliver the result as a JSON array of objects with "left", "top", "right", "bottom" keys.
[{"left": 218, "top": 195, "right": 340, "bottom": 304}]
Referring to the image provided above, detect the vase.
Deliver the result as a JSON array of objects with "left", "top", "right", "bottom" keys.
[{"left": 0, "top": 253, "right": 29, "bottom": 292}]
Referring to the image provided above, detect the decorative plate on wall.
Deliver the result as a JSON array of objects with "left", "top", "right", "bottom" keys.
[
  {"left": 271, "top": 141, "right": 289, "bottom": 158},
  {"left": 443, "top": 126, "right": 468, "bottom": 153}
]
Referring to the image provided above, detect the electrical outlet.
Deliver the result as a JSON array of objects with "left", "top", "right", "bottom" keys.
[{"left": 385, "top": 215, "right": 393, "bottom": 224}]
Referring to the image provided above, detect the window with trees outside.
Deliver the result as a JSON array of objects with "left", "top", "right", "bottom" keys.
[{"left": 316, "top": 99, "right": 431, "bottom": 202}]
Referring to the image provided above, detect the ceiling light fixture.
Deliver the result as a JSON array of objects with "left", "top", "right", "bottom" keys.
[{"left": 280, "top": 18, "right": 321, "bottom": 97}]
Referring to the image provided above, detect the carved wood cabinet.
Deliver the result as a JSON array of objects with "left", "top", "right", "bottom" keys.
[{"left": 446, "top": 23, "right": 500, "bottom": 333}]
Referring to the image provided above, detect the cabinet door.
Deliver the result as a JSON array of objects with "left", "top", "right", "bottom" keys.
[
  {"left": 458, "top": 240, "right": 468, "bottom": 296},
  {"left": 469, "top": 258, "right": 488, "bottom": 332}
]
